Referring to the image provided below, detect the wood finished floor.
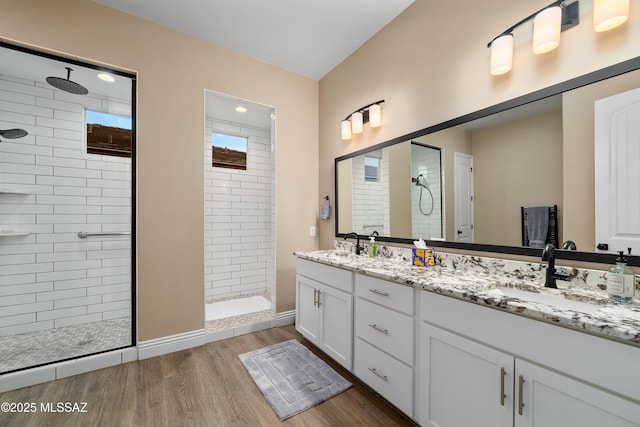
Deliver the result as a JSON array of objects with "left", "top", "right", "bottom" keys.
[{"left": 0, "top": 325, "right": 417, "bottom": 427}]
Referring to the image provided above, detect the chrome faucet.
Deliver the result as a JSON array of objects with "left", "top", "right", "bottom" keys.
[
  {"left": 344, "top": 232, "right": 363, "bottom": 255},
  {"left": 541, "top": 243, "right": 571, "bottom": 288}
]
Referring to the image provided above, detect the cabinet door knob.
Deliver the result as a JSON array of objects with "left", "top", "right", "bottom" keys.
[
  {"left": 368, "top": 367, "right": 388, "bottom": 382},
  {"left": 518, "top": 375, "right": 525, "bottom": 416},
  {"left": 500, "top": 367, "right": 506, "bottom": 406},
  {"left": 368, "top": 323, "right": 389, "bottom": 335}
]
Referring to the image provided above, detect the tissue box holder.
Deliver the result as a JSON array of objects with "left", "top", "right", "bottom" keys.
[{"left": 412, "top": 248, "right": 434, "bottom": 266}]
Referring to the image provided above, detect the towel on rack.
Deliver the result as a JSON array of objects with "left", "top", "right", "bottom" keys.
[{"left": 527, "top": 206, "right": 549, "bottom": 248}]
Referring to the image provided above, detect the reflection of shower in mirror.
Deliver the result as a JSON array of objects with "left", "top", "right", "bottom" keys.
[{"left": 412, "top": 173, "right": 434, "bottom": 215}]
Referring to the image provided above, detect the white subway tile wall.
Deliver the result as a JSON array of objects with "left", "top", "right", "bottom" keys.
[
  {"left": 204, "top": 117, "right": 275, "bottom": 303},
  {"left": 0, "top": 74, "right": 132, "bottom": 341},
  {"left": 411, "top": 144, "right": 444, "bottom": 240},
  {"left": 351, "top": 150, "right": 388, "bottom": 236}
]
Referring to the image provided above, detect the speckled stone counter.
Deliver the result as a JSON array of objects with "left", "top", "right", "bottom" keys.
[{"left": 295, "top": 243, "right": 640, "bottom": 347}]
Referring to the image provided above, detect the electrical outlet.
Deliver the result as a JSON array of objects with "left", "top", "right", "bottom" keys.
[{"left": 310, "top": 226, "right": 316, "bottom": 237}]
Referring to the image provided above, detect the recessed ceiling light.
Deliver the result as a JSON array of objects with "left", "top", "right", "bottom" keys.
[
  {"left": 97, "top": 73, "right": 115, "bottom": 82},
  {"left": 235, "top": 106, "right": 247, "bottom": 113}
]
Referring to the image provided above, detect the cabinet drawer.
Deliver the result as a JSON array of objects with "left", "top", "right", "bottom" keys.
[
  {"left": 296, "top": 258, "right": 352, "bottom": 293},
  {"left": 354, "top": 337, "right": 413, "bottom": 417},
  {"left": 355, "top": 274, "right": 413, "bottom": 314},
  {"left": 355, "top": 298, "right": 413, "bottom": 365}
]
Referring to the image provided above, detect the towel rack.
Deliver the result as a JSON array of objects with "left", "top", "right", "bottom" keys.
[
  {"left": 77, "top": 231, "right": 131, "bottom": 239},
  {"left": 521, "top": 205, "right": 558, "bottom": 248}
]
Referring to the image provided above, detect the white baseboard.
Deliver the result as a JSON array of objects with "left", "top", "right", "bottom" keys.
[
  {"left": 138, "top": 329, "right": 205, "bottom": 360},
  {"left": 275, "top": 310, "right": 295, "bottom": 326}
]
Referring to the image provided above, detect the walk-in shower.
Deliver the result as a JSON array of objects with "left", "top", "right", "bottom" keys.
[
  {"left": 0, "top": 43, "right": 135, "bottom": 374},
  {"left": 203, "top": 91, "right": 276, "bottom": 335},
  {"left": 411, "top": 143, "right": 443, "bottom": 240}
]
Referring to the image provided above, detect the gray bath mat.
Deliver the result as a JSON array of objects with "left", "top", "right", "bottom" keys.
[{"left": 238, "top": 339, "right": 352, "bottom": 420}]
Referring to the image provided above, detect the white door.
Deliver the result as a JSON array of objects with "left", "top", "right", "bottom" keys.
[
  {"left": 454, "top": 152, "right": 474, "bottom": 242},
  {"left": 419, "top": 324, "right": 514, "bottom": 427},
  {"left": 515, "top": 359, "right": 640, "bottom": 427},
  {"left": 595, "top": 88, "right": 640, "bottom": 255}
]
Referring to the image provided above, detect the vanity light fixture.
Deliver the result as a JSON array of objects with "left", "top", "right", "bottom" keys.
[
  {"left": 488, "top": 0, "right": 580, "bottom": 76},
  {"left": 235, "top": 105, "right": 247, "bottom": 113},
  {"left": 341, "top": 100, "right": 384, "bottom": 141},
  {"left": 594, "top": 0, "right": 629, "bottom": 32},
  {"left": 532, "top": 6, "right": 563, "bottom": 54}
]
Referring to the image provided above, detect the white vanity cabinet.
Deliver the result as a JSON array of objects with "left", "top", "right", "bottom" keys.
[
  {"left": 419, "top": 291, "right": 640, "bottom": 427},
  {"left": 353, "top": 274, "right": 414, "bottom": 417},
  {"left": 295, "top": 258, "right": 353, "bottom": 370}
]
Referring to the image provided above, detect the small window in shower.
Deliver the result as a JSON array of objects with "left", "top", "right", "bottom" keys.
[
  {"left": 364, "top": 155, "right": 380, "bottom": 182},
  {"left": 86, "top": 110, "right": 132, "bottom": 158},
  {"left": 212, "top": 132, "right": 247, "bottom": 170}
]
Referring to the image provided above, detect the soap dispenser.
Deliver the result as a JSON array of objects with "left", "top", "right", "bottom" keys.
[
  {"left": 607, "top": 251, "right": 635, "bottom": 303},
  {"left": 368, "top": 236, "right": 377, "bottom": 258}
]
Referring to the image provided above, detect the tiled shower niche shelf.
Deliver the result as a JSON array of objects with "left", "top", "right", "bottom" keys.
[
  {"left": 0, "top": 231, "right": 31, "bottom": 237},
  {"left": 0, "top": 189, "right": 32, "bottom": 195}
]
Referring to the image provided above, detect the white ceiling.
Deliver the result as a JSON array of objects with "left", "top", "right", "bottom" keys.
[{"left": 94, "top": 0, "right": 415, "bottom": 80}]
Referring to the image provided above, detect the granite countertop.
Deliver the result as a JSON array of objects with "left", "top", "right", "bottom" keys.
[{"left": 295, "top": 248, "right": 640, "bottom": 347}]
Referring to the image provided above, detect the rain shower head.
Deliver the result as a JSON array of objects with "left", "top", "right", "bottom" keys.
[
  {"left": 46, "top": 67, "right": 88, "bottom": 95},
  {"left": 0, "top": 128, "right": 28, "bottom": 141}
]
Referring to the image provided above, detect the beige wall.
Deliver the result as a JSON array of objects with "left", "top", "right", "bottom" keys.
[
  {"left": 336, "top": 158, "right": 353, "bottom": 232},
  {"left": 388, "top": 143, "right": 412, "bottom": 236},
  {"left": 319, "top": 0, "right": 640, "bottom": 249},
  {"left": 472, "top": 109, "right": 563, "bottom": 246},
  {"left": 1, "top": 0, "right": 319, "bottom": 340}
]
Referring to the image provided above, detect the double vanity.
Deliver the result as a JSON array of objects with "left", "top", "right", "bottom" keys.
[{"left": 295, "top": 244, "right": 640, "bottom": 426}]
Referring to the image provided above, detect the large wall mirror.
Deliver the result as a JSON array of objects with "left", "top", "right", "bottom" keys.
[{"left": 336, "top": 56, "right": 640, "bottom": 266}]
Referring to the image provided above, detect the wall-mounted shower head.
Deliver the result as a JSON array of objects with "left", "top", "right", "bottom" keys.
[
  {"left": 46, "top": 67, "right": 89, "bottom": 95},
  {"left": 0, "top": 128, "right": 28, "bottom": 141},
  {"left": 412, "top": 174, "right": 424, "bottom": 187}
]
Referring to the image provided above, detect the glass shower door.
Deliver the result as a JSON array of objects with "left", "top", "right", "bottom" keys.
[{"left": 0, "top": 43, "right": 135, "bottom": 373}]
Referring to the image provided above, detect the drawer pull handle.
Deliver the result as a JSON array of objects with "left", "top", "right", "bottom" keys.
[
  {"left": 518, "top": 375, "right": 525, "bottom": 416},
  {"left": 368, "top": 324, "right": 389, "bottom": 334},
  {"left": 368, "top": 367, "right": 388, "bottom": 382},
  {"left": 369, "top": 289, "right": 389, "bottom": 297},
  {"left": 500, "top": 367, "right": 506, "bottom": 406}
]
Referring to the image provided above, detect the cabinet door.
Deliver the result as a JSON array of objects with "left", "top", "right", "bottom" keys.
[
  {"left": 419, "top": 324, "right": 513, "bottom": 427},
  {"left": 515, "top": 359, "right": 640, "bottom": 427},
  {"left": 295, "top": 275, "right": 319, "bottom": 342},
  {"left": 319, "top": 284, "right": 353, "bottom": 370}
]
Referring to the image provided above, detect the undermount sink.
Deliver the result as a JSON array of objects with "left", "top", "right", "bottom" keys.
[
  {"left": 326, "top": 251, "right": 357, "bottom": 263},
  {"left": 484, "top": 286, "right": 602, "bottom": 315}
]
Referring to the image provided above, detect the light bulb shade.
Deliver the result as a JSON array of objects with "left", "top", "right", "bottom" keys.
[
  {"left": 533, "top": 6, "right": 562, "bottom": 54},
  {"left": 351, "top": 112, "right": 364, "bottom": 134},
  {"left": 369, "top": 104, "right": 382, "bottom": 127},
  {"left": 490, "top": 34, "right": 514, "bottom": 76},
  {"left": 594, "top": 0, "right": 629, "bottom": 32},
  {"left": 341, "top": 120, "right": 352, "bottom": 140}
]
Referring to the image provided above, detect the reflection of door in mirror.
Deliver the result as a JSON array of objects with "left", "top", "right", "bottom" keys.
[
  {"left": 454, "top": 152, "right": 474, "bottom": 243},
  {"left": 595, "top": 87, "right": 640, "bottom": 255},
  {"left": 411, "top": 143, "right": 443, "bottom": 240}
]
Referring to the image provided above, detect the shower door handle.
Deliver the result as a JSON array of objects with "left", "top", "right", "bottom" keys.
[{"left": 78, "top": 231, "right": 131, "bottom": 238}]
